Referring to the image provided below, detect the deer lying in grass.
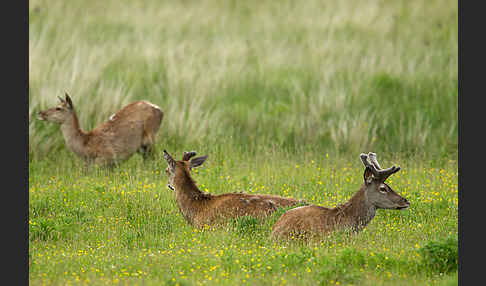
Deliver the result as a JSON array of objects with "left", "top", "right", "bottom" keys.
[
  {"left": 37, "top": 93, "right": 163, "bottom": 167},
  {"left": 271, "top": 152, "right": 410, "bottom": 241},
  {"left": 163, "top": 150, "right": 307, "bottom": 228}
]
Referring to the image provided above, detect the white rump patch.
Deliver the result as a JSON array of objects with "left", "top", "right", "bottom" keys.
[
  {"left": 109, "top": 113, "right": 116, "bottom": 121},
  {"left": 141, "top": 101, "right": 161, "bottom": 110}
]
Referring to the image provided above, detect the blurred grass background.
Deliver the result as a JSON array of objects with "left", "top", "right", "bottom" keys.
[{"left": 28, "top": 0, "right": 457, "bottom": 161}]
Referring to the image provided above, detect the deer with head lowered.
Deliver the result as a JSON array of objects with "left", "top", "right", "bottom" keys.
[
  {"left": 37, "top": 93, "right": 163, "bottom": 167},
  {"left": 271, "top": 152, "right": 410, "bottom": 241},
  {"left": 163, "top": 150, "right": 308, "bottom": 228}
]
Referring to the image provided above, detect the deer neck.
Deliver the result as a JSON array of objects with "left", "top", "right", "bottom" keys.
[
  {"left": 60, "top": 112, "right": 89, "bottom": 156},
  {"left": 334, "top": 186, "right": 376, "bottom": 231},
  {"left": 173, "top": 169, "right": 211, "bottom": 224}
]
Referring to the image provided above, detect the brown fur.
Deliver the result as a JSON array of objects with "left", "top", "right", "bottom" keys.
[
  {"left": 163, "top": 150, "right": 307, "bottom": 228},
  {"left": 271, "top": 153, "right": 410, "bottom": 241},
  {"left": 37, "top": 93, "right": 163, "bottom": 166}
]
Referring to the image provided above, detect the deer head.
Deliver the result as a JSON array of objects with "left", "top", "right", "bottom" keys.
[
  {"left": 37, "top": 92, "right": 75, "bottom": 124},
  {"left": 360, "top": 152, "right": 410, "bottom": 210},
  {"left": 163, "top": 150, "right": 208, "bottom": 190}
]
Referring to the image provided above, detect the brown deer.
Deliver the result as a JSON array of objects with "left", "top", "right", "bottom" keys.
[
  {"left": 271, "top": 152, "right": 410, "bottom": 241},
  {"left": 37, "top": 93, "right": 163, "bottom": 167},
  {"left": 163, "top": 150, "right": 307, "bottom": 228}
]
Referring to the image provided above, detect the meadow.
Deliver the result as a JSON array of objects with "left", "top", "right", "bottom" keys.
[{"left": 29, "top": 0, "right": 458, "bottom": 285}]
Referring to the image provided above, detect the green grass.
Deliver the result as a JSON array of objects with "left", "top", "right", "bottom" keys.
[
  {"left": 29, "top": 145, "right": 458, "bottom": 285},
  {"left": 29, "top": 0, "right": 457, "bottom": 285}
]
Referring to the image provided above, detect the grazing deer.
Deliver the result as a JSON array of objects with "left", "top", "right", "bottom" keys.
[
  {"left": 271, "top": 152, "right": 410, "bottom": 241},
  {"left": 163, "top": 150, "right": 307, "bottom": 228},
  {"left": 37, "top": 93, "right": 163, "bottom": 167}
]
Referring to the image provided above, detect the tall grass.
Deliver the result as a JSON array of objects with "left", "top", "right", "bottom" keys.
[
  {"left": 29, "top": 0, "right": 457, "bottom": 159},
  {"left": 29, "top": 1, "right": 458, "bottom": 284}
]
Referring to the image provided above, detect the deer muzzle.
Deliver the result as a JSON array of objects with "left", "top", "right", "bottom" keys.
[
  {"left": 37, "top": 111, "right": 46, "bottom": 121},
  {"left": 396, "top": 198, "right": 410, "bottom": 210}
]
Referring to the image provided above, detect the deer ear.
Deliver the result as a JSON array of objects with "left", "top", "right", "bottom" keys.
[
  {"left": 363, "top": 166, "right": 374, "bottom": 184},
  {"left": 163, "top": 150, "right": 176, "bottom": 171},
  {"left": 182, "top": 151, "right": 197, "bottom": 161},
  {"left": 65, "top": 93, "right": 73, "bottom": 109},
  {"left": 190, "top": 155, "right": 208, "bottom": 169}
]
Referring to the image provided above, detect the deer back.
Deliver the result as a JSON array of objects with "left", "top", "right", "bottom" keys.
[{"left": 92, "top": 101, "right": 162, "bottom": 143}]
